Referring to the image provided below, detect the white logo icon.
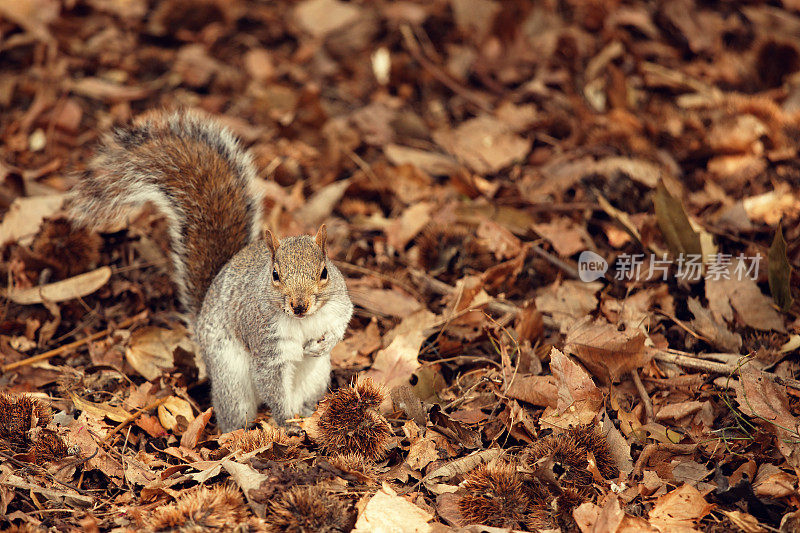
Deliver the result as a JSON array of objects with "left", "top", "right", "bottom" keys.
[{"left": 578, "top": 251, "right": 608, "bottom": 282}]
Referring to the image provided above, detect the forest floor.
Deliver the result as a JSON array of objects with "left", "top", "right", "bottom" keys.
[{"left": 1, "top": 0, "right": 800, "bottom": 531}]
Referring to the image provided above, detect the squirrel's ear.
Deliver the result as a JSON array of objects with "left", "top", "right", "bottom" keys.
[
  {"left": 315, "top": 224, "right": 328, "bottom": 256},
  {"left": 264, "top": 229, "right": 280, "bottom": 257}
]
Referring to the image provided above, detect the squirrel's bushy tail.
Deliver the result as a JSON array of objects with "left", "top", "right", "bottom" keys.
[{"left": 67, "top": 110, "right": 263, "bottom": 316}]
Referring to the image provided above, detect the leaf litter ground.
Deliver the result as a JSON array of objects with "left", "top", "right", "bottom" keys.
[{"left": 1, "top": 0, "right": 800, "bottom": 531}]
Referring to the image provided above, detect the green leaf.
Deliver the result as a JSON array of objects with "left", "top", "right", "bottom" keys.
[
  {"left": 654, "top": 179, "right": 702, "bottom": 259},
  {"left": 768, "top": 221, "right": 794, "bottom": 312}
]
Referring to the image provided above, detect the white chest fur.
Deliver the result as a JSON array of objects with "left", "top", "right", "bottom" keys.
[{"left": 271, "top": 298, "right": 350, "bottom": 362}]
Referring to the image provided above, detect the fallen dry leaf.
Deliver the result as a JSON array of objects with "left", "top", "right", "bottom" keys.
[
  {"left": 4, "top": 266, "right": 111, "bottom": 305},
  {"left": 505, "top": 374, "right": 558, "bottom": 408},
  {"left": 648, "top": 484, "right": 714, "bottom": 532},
  {"left": 125, "top": 325, "right": 193, "bottom": 381},
  {"left": 384, "top": 144, "right": 460, "bottom": 176},
  {"left": 366, "top": 325, "right": 426, "bottom": 390},
  {"left": 433, "top": 115, "right": 531, "bottom": 174},
  {"left": 564, "top": 317, "right": 650, "bottom": 382},
  {"left": 734, "top": 371, "right": 800, "bottom": 475},
  {"left": 687, "top": 297, "right": 742, "bottom": 352},
  {"left": 539, "top": 347, "right": 604, "bottom": 429},
  {"left": 0, "top": 194, "right": 64, "bottom": 246},
  {"left": 352, "top": 483, "right": 433, "bottom": 533},
  {"left": 293, "top": 0, "right": 361, "bottom": 38},
  {"left": 535, "top": 280, "right": 602, "bottom": 334},
  {"left": 157, "top": 396, "right": 194, "bottom": 435},
  {"left": 705, "top": 260, "right": 786, "bottom": 332}
]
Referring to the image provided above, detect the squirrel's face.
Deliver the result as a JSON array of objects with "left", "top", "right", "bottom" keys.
[{"left": 267, "top": 229, "right": 330, "bottom": 319}]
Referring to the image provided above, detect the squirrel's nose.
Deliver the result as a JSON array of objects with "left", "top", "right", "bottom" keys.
[{"left": 291, "top": 300, "right": 308, "bottom": 316}]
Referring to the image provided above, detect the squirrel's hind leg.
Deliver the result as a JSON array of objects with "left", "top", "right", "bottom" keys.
[
  {"left": 201, "top": 337, "right": 258, "bottom": 433},
  {"left": 296, "top": 355, "right": 332, "bottom": 416}
]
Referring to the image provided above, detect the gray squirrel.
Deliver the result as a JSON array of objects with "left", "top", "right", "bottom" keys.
[{"left": 67, "top": 110, "right": 353, "bottom": 432}]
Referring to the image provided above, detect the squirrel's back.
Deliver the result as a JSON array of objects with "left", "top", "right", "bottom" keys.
[{"left": 67, "top": 110, "right": 263, "bottom": 316}]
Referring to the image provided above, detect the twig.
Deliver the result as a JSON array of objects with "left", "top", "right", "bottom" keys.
[
  {"left": 653, "top": 350, "right": 742, "bottom": 375},
  {"left": 2, "top": 314, "right": 144, "bottom": 373},
  {"left": 101, "top": 396, "right": 169, "bottom": 444},
  {"left": 529, "top": 243, "right": 581, "bottom": 280},
  {"left": 400, "top": 24, "right": 492, "bottom": 112},
  {"left": 409, "top": 269, "right": 519, "bottom": 316},
  {"left": 652, "top": 349, "right": 800, "bottom": 390},
  {"left": 630, "top": 369, "right": 654, "bottom": 421},
  {"left": 336, "top": 261, "right": 417, "bottom": 296}
]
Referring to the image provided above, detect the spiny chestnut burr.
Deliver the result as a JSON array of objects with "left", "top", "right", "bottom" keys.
[{"left": 314, "top": 378, "right": 392, "bottom": 460}]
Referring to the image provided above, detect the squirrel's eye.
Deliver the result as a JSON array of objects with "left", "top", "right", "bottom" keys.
[
  {"left": 272, "top": 268, "right": 279, "bottom": 282},
  {"left": 320, "top": 266, "right": 328, "bottom": 280}
]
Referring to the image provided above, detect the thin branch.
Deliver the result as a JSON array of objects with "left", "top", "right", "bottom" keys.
[{"left": 2, "top": 313, "right": 145, "bottom": 373}]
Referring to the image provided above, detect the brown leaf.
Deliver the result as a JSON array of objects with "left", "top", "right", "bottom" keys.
[
  {"left": 0, "top": 194, "right": 64, "bottom": 247},
  {"left": 157, "top": 396, "right": 194, "bottom": 435},
  {"left": 654, "top": 179, "right": 702, "bottom": 261},
  {"left": 384, "top": 145, "right": 460, "bottom": 177},
  {"left": 734, "top": 372, "right": 800, "bottom": 474},
  {"left": 125, "top": 326, "right": 192, "bottom": 381},
  {"left": 404, "top": 421, "right": 439, "bottom": 471},
  {"left": 180, "top": 408, "right": 212, "bottom": 450},
  {"left": 221, "top": 459, "right": 268, "bottom": 518},
  {"left": 655, "top": 401, "right": 704, "bottom": 422},
  {"left": 687, "top": 297, "right": 742, "bottom": 352},
  {"left": 648, "top": 484, "right": 714, "bottom": 532},
  {"left": 434, "top": 115, "right": 531, "bottom": 174},
  {"left": 386, "top": 202, "right": 433, "bottom": 250},
  {"left": 450, "top": 0, "right": 500, "bottom": 43},
  {"left": 4, "top": 266, "right": 112, "bottom": 305},
  {"left": 476, "top": 219, "right": 522, "bottom": 260},
  {"left": 539, "top": 348, "right": 603, "bottom": 429},
  {"left": 505, "top": 374, "right": 558, "bottom": 408},
  {"left": 0, "top": 0, "right": 58, "bottom": 42},
  {"left": 532, "top": 218, "right": 587, "bottom": 257},
  {"left": 753, "top": 463, "right": 797, "bottom": 499},
  {"left": 535, "top": 280, "right": 602, "bottom": 334},
  {"left": 353, "top": 484, "right": 433, "bottom": 533},
  {"left": 68, "top": 78, "right": 151, "bottom": 102},
  {"left": 366, "top": 313, "right": 432, "bottom": 390},
  {"left": 705, "top": 261, "right": 786, "bottom": 332},
  {"left": 293, "top": 0, "right": 361, "bottom": 38},
  {"left": 563, "top": 317, "right": 650, "bottom": 382},
  {"left": 346, "top": 283, "right": 423, "bottom": 318}
]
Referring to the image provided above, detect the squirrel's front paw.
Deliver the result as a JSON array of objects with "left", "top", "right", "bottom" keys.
[{"left": 303, "top": 334, "right": 329, "bottom": 357}]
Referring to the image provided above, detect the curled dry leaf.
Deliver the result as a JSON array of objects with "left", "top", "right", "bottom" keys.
[
  {"left": 125, "top": 325, "right": 193, "bottom": 381},
  {"left": 504, "top": 374, "right": 558, "bottom": 409},
  {"left": 386, "top": 202, "right": 433, "bottom": 250},
  {"left": 534, "top": 280, "right": 602, "bottom": 334},
  {"left": 648, "top": 484, "right": 714, "bottom": 532},
  {"left": 352, "top": 483, "right": 433, "bottom": 533},
  {"left": 433, "top": 115, "right": 531, "bottom": 174},
  {"left": 687, "top": 297, "right": 742, "bottom": 353},
  {"left": 705, "top": 259, "right": 786, "bottom": 332},
  {"left": 563, "top": 317, "right": 650, "bottom": 382},
  {"left": 539, "top": 348, "right": 603, "bottom": 429},
  {"left": 366, "top": 309, "right": 438, "bottom": 391},
  {"left": 345, "top": 282, "right": 424, "bottom": 318},
  {"left": 293, "top": 0, "right": 361, "bottom": 38},
  {"left": 4, "top": 266, "right": 111, "bottom": 305},
  {"left": 384, "top": 144, "right": 460, "bottom": 176},
  {"left": 157, "top": 396, "right": 194, "bottom": 435},
  {"left": 654, "top": 179, "right": 702, "bottom": 262},
  {"left": 294, "top": 178, "right": 351, "bottom": 227},
  {"left": 0, "top": 194, "right": 64, "bottom": 247},
  {"left": 221, "top": 459, "right": 269, "bottom": 518},
  {"left": 734, "top": 372, "right": 800, "bottom": 474},
  {"left": 768, "top": 222, "right": 794, "bottom": 312}
]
